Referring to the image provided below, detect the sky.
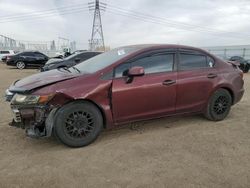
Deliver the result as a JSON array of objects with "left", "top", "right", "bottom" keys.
[{"left": 0, "top": 0, "right": 250, "bottom": 50}]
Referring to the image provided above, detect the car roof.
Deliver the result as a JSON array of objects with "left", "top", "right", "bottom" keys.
[
  {"left": 80, "top": 51, "right": 103, "bottom": 53},
  {"left": 21, "top": 50, "right": 41, "bottom": 53},
  {"left": 119, "top": 44, "right": 208, "bottom": 52}
]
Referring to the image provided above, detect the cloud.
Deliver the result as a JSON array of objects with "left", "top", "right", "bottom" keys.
[{"left": 0, "top": 0, "right": 250, "bottom": 49}]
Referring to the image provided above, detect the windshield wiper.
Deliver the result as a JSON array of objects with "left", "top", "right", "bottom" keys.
[
  {"left": 57, "top": 66, "right": 71, "bottom": 73},
  {"left": 71, "top": 66, "right": 81, "bottom": 73}
]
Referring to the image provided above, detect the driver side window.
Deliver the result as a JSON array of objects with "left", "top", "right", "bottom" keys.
[{"left": 114, "top": 53, "right": 174, "bottom": 78}]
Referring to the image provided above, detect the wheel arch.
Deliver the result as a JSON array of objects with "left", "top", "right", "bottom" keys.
[
  {"left": 209, "top": 85, "right": 235, "bottom": 105},
  {"left": 221, "top": 87, "right": 235, "bottom": 104},
  {"left": 62, "top": 98, "right": 107, "bottom": 129}
]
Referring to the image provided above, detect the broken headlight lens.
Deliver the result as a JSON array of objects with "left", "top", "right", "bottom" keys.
[{"left": 11, "top": 94, "right": 53, "bottom": 105}]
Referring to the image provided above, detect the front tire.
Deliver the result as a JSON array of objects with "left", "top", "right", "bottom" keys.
[
  {"left": 204, "top": 89, "right": 232, "bottom": 121},
  {"left": 16, "top": 61, "right": 26, "bottom": 69},
  {"left": 53, "top": 101, "right": 103, "bottom": 147}
]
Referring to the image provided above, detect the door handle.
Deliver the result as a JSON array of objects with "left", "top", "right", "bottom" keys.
[
  {"left": 162, "top": 80, "right": 176, "bottom": 86},
  {"left": 207, "top": 73, "right": 217, "bottom": 79}
]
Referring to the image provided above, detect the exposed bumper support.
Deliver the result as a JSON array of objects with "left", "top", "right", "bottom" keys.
[
  {"left": 45, "top": 108, "right": 57, "bottom": 137},
  {"left": 9, "top": 105, "right": 58, "bottom": 138}
]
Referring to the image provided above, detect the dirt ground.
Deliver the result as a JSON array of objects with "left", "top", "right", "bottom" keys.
[{"left": 0, "top": 63, "right": 249, "bottom": 188}]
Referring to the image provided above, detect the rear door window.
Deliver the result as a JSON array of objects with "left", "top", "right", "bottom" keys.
[
  {"left": 21, "top": 52, "right": 33, "bottom": 56},
  {"left": 0, "top": 51, "right": 10, "bottom": 54},
  {"left": 207, "top": 56, "right": 215, "bottom": 68},
  {"left": 34, "top": 52, "right": 46, "bottom": 58},
  {"left": 179, "top": 53, "right": 207, "bottom": 70}
]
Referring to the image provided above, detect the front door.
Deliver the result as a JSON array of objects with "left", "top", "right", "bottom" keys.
[{"left": 112, "top": 51, "right": 177, "bottom": 124}]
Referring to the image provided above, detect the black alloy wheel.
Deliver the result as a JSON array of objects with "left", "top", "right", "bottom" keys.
[
  {"left": 204, "top": 89, "right": 232, "bottom": 121},
  {"left": 64, "top": 111, "right": 94, "bottom": 139},
  {"left": 54, "top": 101, "right": 103, "bottom": 147}
]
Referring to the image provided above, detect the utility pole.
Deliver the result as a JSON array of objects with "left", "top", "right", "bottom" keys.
[{"left": 88, "top": 0, "right": 106, "bottom": 51}]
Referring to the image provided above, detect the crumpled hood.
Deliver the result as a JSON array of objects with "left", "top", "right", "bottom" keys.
[
  {"left": 46, "top": 58, "right": 63, "bottom": 65},
  {"left": 10, "top": 69, "right": 79, "bottom": 92}
]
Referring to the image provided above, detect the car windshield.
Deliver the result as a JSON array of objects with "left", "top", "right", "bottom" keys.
[{"left": 73, "top": 46, "right": 144, "bottom": 73}]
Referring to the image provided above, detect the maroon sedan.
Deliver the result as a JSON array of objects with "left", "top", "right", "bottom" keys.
[{"left": 5, "top": 44, "right": 244, "bottom": 147}]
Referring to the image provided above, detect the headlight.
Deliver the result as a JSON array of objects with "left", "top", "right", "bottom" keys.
[
  {"left": 5, "top": 89, "right": 13, "bottom": 96},
  {"left": 11, "top": 94, "right": 53, "bottom": 105}
]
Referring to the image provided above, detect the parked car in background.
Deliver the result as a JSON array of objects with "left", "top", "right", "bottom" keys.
[
  {"left": 0, "top": 50, "right": 15, "bottom": 62},
  {"left": 41, "top": 51, "right": 102, "bottom": 72},
  {"left": 6, "top": 51, "right": 49, "bottom": 69},
  {"left": 5, "top": 44, "right": 244, "bottom": 147},
  {"left": 72, "top": 50, "right": 88, "bottom": 54},
  {"left": 229, "top": 56, "right": 250, "bottom": 73}
]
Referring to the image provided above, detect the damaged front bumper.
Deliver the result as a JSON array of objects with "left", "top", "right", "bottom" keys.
[{"left": 10, "top": 104, "right": 57, "bottom": 138}]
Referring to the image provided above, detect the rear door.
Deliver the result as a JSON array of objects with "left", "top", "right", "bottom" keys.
[
  {"left": 34, "top": 52, "right": 48, "bottom": 66},
  {"left": 176, "top": 49, "right": 218, "bottom": 113},
  {"left": 112, "top": 49, "right": 177, "bottom": 124},
  {"left": 20, "top": 52, "right": 36, "bottom": 65}
]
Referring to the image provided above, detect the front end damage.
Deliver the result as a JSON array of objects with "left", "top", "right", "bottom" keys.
[
  {"left": 10, "top": 104, "right": 57, "bottom": 138},
  {"left": 8, "top": 92, "right": 73, "bottom": 138}
]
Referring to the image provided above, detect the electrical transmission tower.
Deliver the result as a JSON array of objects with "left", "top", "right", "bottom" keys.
[{"left": 88, "top": 0, "right": 106, "bottom": 51}]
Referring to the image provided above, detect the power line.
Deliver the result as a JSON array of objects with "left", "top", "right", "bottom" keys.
[
  {"left": 0, "top": 3, "right": 88, "bottom": 19},
  {"left": 105, "top": 8, "right": 245, "bottom": 41},
  {"left": 107, "top": 4, "right": 250, "bottom": 38},
  {"left": 0, "top": 1, "right": 249, "bottom": 41},
  {"left": 106, "top": 3, "right": 250, "bottom": 39},
  {"left": 0, "top": 7, "right": 89, "bottom": 23}
]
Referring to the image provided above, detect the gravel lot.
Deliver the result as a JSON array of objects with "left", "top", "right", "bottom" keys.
[{"left": 0, "top": 63, "right": 249, "bottom": 188}]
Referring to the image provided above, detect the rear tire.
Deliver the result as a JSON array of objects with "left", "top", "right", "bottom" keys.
[
  {"left": 53, "top": 101, "right": 103, "bottom": 147},
  {"left": 204, "top": 89, "right": 232, "bottom": 121},
  {"left": 16, "top": 61, "right": 26, "bottom": 69}
]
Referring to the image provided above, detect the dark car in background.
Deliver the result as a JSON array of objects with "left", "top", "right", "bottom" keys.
[
  {"left": 41, "top": 51, "right": 102, "bottom": 72},
  {"left": 229, "top": 56, "right": 250, "bottom": 73},
  {"left": 5, "top": 44, "right": 244, "bottom": 147},
  {"left": 6, "top": 51, "right": 48, "bottom": 69}
]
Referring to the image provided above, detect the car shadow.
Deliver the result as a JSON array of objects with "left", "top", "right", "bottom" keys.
[
  {"left": 7, "top": 67, "right": 40, "bottom": 70},
  {"left": 19, "top": 114, "right": 206, "bottom": 151}
]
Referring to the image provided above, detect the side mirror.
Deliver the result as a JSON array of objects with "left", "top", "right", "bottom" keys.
[
  {"left": 126, "top": 66, "right": 145, "bottom": 84},
  {"left": 128, "top": 66, "right": 145, "bottom": 77},
  {"left": 74, "top": 58, "right": 81, "bottom": 63}
]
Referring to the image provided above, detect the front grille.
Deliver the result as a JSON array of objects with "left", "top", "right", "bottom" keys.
[{"left": 5, "top": 94, "right": 14, "bottom": 102}]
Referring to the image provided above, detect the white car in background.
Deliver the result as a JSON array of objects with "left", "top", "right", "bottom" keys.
[{"left": 0, "top": 50, "right": 15, "bottom": 62}]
